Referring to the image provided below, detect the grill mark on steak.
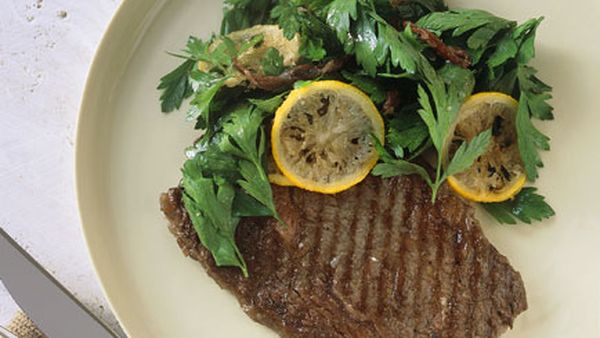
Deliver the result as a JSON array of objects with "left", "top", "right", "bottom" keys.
[
  {"left": 445, "top": 200, "right": 467, "bottom": 336},
  {"left": 317, "top": 195, "right": 337, "bottom": 269},
  {"left": 467, "top": 218, "right": 484, "bottom": 338},
  {"left": 481, "top": 235, "right": 495, "bottom": 337},
  {"left": 432, "top": 216, "right": 449, "bottom": 334},
  {"left": 327, "top": 185, "right": 356, "bottom": 290},
  {"left": 385, "top": 180, "right": 410, "bottom": 316},
  {"left": 275, "top": 189, "right": 294, "bottom": 292},
  {"left": 465, "top": 217, "right": 481, "bottom": 338},
  {"left": 349, "top": 182, "right": 375, "bottom": 313},
  {"left": 331, "top": 183, "right": 360, "bottom": 312},
  {"left": 375, "top": 180, "right": 399, "bottom": 316},
  {"left": 402, "top": 180, "right": 425, "bottom": 326},
  {"left": 416, "top": 181, "right": 438, "bottom": 336},
  {"left": 160, "top": 175, "right": 527, "bottom": 337},
  {"left": 444, "top": 212, "right": 470, "bottom": 332},
  {"left": 421, "top": 202, "right": 443, "bottom": 335},
  {"left": 377, "top": 180, "right": 411, "bottom": 337},
  {"left": 359, "top": 179, "right": 383, "bottom": 313},
  {"left": 294, "top": 191, "right": 321, "bottom": 292},
  {"left": 417, "top": 185, "right": 436, "bottom": 335},
  {"left": 458, "top": 227, "right": 474, "bottom": 338},
  {"left": 369, "top": 180, "right": 394, "bottom": 317},
  {"left": 431, "top": 206, "right": 449, "bottom": 335},
  {"left": 354, "top": 191, "right": 371, "bottom": 311},
  {"left": 447, "top": 209, "right": 471, "bottom": 337},
  {"left": 307, "top": 194, "right": 324, "bottom": 284},
  {"left": 287, "top": 188, "right": 311, "bottom": 314}
]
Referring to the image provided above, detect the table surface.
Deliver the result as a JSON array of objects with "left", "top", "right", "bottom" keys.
[{"left": 0, "top": 0, "right": 123, "bottom": 333}]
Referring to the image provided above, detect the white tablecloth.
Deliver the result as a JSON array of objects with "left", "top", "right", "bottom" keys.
[{"left": 0, "top": 0, "right": 122, "bottom": 333}]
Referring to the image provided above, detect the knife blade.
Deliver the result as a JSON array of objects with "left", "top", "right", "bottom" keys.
[{"left": 0, "top": 227, "right": 120, "bottom": 338}]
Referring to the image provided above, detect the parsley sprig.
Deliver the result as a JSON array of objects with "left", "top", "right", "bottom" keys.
[
  {"left": 341, "top": 19, "right": 493, "bottom": 201},
  {"left": 483, "top": 188, "right": 555, "bottom": 224},
  {"left": 158, "top": 31, "right": 291, "bottom": 275},
  {"left": 182, "top": 103, "right": 283, "bottom": 276},
  {"left": 271, "top": 0, "right": 339, "bottom": 61},
  {"left": 157, "top": 60, "right": 196, "bottom": 113}
]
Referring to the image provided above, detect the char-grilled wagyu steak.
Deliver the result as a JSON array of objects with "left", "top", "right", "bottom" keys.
[{"left": 160, "top": 175, "right": 527, "bottom": 338}]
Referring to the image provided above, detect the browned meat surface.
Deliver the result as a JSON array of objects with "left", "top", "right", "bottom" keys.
[{"left": 160, "top": 175, "right": 527, "bottom": 338}]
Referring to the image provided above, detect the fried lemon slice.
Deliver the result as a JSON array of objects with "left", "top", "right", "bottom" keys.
[
  {"left": 271, "top": 80, "right": 384, "bottom": 194},
  {"left": 447, "top": 92, "right": 526, "bottom": 202},
  {"left": 198, "top": 25, "right": 300, "bottom": 87}
]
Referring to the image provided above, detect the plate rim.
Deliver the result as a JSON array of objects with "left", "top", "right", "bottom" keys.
[{"left": 74, "top": 0, "right": 157, "bottom": 336}]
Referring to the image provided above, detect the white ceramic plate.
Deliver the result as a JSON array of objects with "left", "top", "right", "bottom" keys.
[{"left": 76, "top": 0, "right": 600, "bottom": 337}]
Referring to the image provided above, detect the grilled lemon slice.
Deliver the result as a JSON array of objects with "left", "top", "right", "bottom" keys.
[
  {"left": 447, "top": 92, "right": 526, "bottom": 202},
  {"left": 271, "top": 81, "right": 384, "bottom": 194},
  {"left": 198, "top": 25, "right": 300, "bottom": 87}
]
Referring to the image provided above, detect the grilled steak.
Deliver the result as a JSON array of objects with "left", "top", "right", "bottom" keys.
[{"left": 160, "top": 175, "right": 527, "bottom": 338}]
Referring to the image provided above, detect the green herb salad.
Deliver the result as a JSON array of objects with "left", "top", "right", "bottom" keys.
[{"left": 158, "top": 0, "right": 555, "bottom": 276}]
